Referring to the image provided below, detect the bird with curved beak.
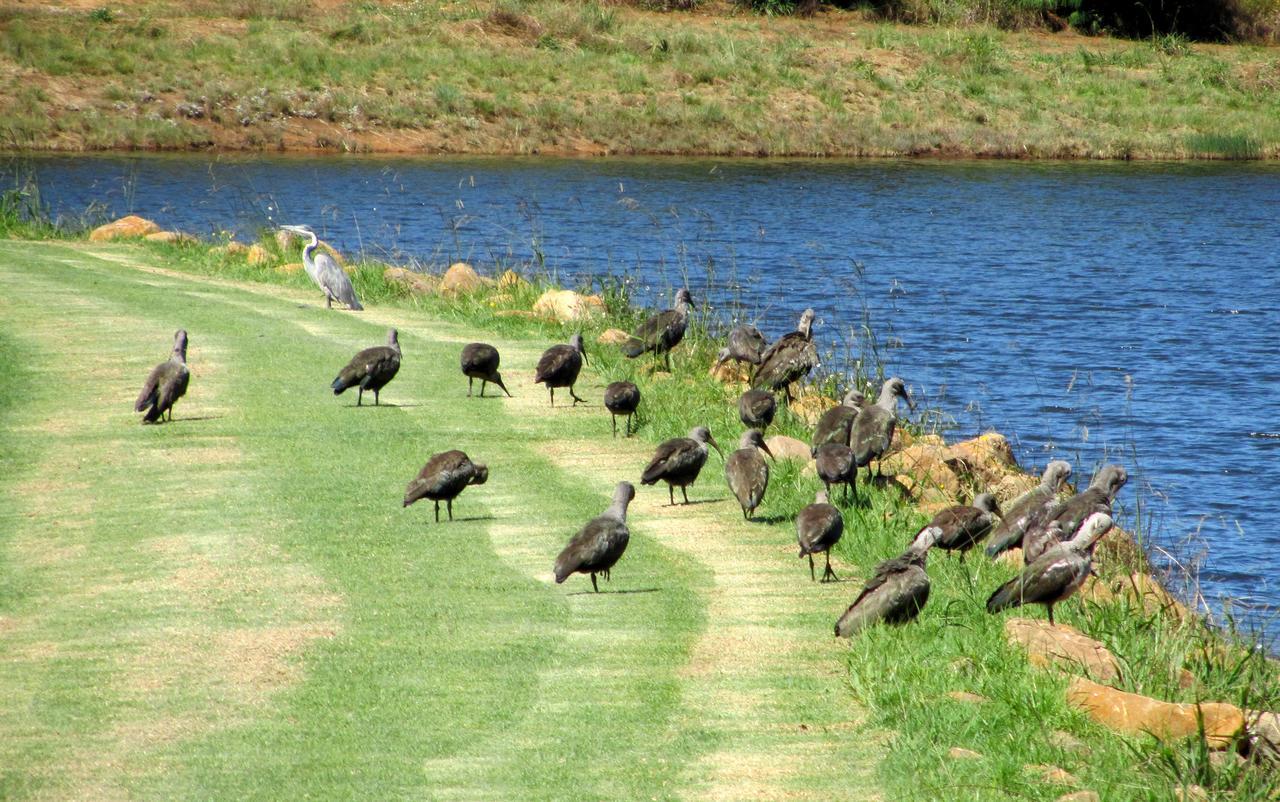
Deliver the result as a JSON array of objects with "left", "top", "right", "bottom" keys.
[
  {"left": 621, "top": 288, "right": 693, "bottom": 371},
  {"left": 725, "top": 429, "right": 775, "bottom": 520},
  {"left": 987, "top": 512, "right": 1113, "bottom": 627},
  {"left": 535, "top": 332, "right": 588, "bottom": 406},
  {"left": 641, "top": 426, "right": 724, "bottom": 506},
  {"left": 851, "top": 377, "right": 915, "bottom": 483},
  {"left": 835, "top": 526, "right": 941, "bottom": 637}
]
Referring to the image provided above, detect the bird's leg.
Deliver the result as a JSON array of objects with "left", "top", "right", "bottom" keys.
[
  {"left": 468, "top": 377, "right": 473, "bottom": 397},
  {"left": 604, "top": 569, "right": 611, "bottom": 582},
  {"left": 626, "top": 414, "right": 633, "bottom": 437},
  {"left": 611, "top": 414, "right": 618, "bottom": 438},
  {"left": 374, "top": 389, "right": 380, "bottom": 406},
  {"left": 549, "top": 388, "right": 555, "bottom": 407},
  {"left": 808, "top": 554, "right": 816, "bottom": 582},
  {"left": 447, "top": 499, "right": 454, "bottom": 521},
  {"left": 570, "top": 385, "right": 586, "bottom": 406},
  {"left": 434, "top": 501, "right": 440, "bottom": 523},
  {"left": 668, "top": 485, "right": 675, "bottom": 507},
  {"left": 742, "top": 505, "right": 749, "bottom": 521},
  {"left": 1047, "top": 604, "right": 1055, "bottom": 627},
  {"left": 664, "top": 351, "right": 672, "bottom": 372},
  {"left": 326, "top": 296, "right": 333, "bottom": 309},
  {"left": 822, "top": 553, "right": 839, "bottom": 583},
  {"left": 480, "top": 380, "right": 487, "bottom": 398},
  {"left": 681, "top": 486, "right": 690, "bottom": 505},
  {"left": 357, "top": 388, "right": 364, "bottom": 407},
  {"left": 591, "top": 573, "right": 599, "bottom": 593}
]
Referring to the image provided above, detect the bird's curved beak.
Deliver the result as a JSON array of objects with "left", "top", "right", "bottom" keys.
[
  {"left": 581, "top": 348, "right": 590, "bottom": 366},
  {"left": 760, "top": 441, "right": 775, "bottom": 461},
  {"left": 905, "top": 391, "right": 917, "bottom": 411},
  {"left": 709, "top": 436, "right": 724, "bottom": 460}
]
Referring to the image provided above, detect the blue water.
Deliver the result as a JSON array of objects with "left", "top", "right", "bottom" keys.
[{"left": 8, "top": 154, "right": 1280, "bottom": 630}]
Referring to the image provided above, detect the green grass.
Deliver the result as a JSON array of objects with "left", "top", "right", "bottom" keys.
[
  {"left": 1, "top": 233, "right": 1278, "bottom": 800},
  {"left": 0, "top": 1, "right": 1278, "bottom": 157}
]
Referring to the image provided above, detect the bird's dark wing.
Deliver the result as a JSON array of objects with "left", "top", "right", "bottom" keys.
[
  {"left": 155, "top": 363, "right": 190, "bottom": 412},
  {"left": 985, "top": 487, "right": 1053, "bottom": 557},
  {"left": 797, "top": 503, "right": 842, "bottom": 554},
  {"left": 555, "top": 517, "right": 629, "bottom": 581},
  {"left": 134, "top": 361, "right": 165, "bottom": 411},
  {"left": 1051, "top": 489, "right": 1109, "bottom": 535},
  {"left": 641, "top": 438, "right": 695, "bottom": 484},
  {"left": 836, "top": 560, "right": 927, "bottom": 636},
  {"left": 987, "top": 551, "right": 1081, "bottom": 612},
  {"left": 813, "top": 406, "right": 857, "bottom": 449},
  {"left": 535, "top": 345, "right": 576, "bottom": 382},
  {"left": 851, "top": 407, "right": 894, "bottom": 465},
  {"left": 753, "top": 334, "right": 817, "bottom": 389}
]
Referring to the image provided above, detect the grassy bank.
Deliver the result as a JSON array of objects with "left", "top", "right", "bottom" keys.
[
  {"left": 1, "top": 220, "right": 1278, "bottom": 799},
  {"left": 0, "top": 0, "right": 1277, "bottom": 158}
]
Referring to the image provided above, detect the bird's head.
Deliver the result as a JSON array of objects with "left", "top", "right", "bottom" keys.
[
  {"left": 973, "top": 492, "right": 1000, "bottom": 516},
  {"left": 1045, "top": 460, "right": 1073, "bottom": 491},
  {"left": 614, "top": 481, "right": 637, "bottom": 506},
  {"left": 570, "top": 332, "right": 588, "bottom": 364},
  {"left": 797, "top": 308, "right": 817, "bottom": 338},
  {"left": 740, "top": 428, "right": 774, "bottom": 460},
  {"left": 469, "top": 464, "right": 489, "bottom": 486},
  {"left": 675, "top": 288, "right": 694, "bottom": 307},
  {"left": 882, "top": 377, "right": 915, "bottom": 411},
  {"left": 691, "top": 426, "right": 723, "bottom": 459}
]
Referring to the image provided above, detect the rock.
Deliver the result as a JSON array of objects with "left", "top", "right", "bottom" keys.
[
  {"left": 277, "top": 262, "right": 304, "bottom": 274},
  {"left": 949, "top": 432, "right": 1020, "bottom": 484},
  {"left": 497, "top": 269, "right": 528, "bottom": 290},
  {"left": 1027, "top": 764, "right": 1078, "bottom": 785},
  {"left": 709, "top": 360, "right": 751, "bottom": 384},
  {"left": 383, "top": 267, "right": 438, "bottom": 295},
  {"left": 947, "top": 691, "right": 987, "bottom": 704},
  {"left": 991, "top": 472, "right": 1040, "bottom": 506},
  {"left": 1175, "top": 786, "right": 1208, "bottom": 802},
  {"left": 1004, "top": 619, "right": 1122, "bottom": 682},
  {"left": 1065, "top": 677, "right": 1244, "bottom": 749},
  {"left": 1079, "top": 572, "right": 1188, "bottom": 621},
  {"left": 441, "top": 262, "right": 489, "bottom": 296},
  {"left": 597, "top": 328, "right": 631, "bottom": 346},
  {"left": 245, "top": 244, "right": 271, "bottom": 266},
  {"left": 997, "top": 548, "right": 1024, "bottom": 567},
  {"left": 215, "top": 241, "right": 251, "bottom": 257},
  {"left": 883, "top": 443, "right": 965, "bottom": 503},
  {"left": 1210, "top": 749, "right": 1243, "bottom": 769},
  {"left": 1245, "top": 710, "right": 1280, "bottom": 764},
  {"left": 89, "top": 215, "right": 160, "bottom": 241},
  {"left": 789, "top": 392, "right": 837, "bottom": 426},
  {"left": 765, "top": 435, "right": 813, "bottom": 462},
  {"left": 1055, "top": 793, "right": 1100, "bottom": 802},
  {"left": 948, "top": 747, "right": 982, "bottom": 760},
  {"left": 1048, "top": 730, "right": 1089, "bottom": 755},
  {"left": 144, "top": 231, "right": 194, "bottom": 244},
  {"left": 532, "top": 289, "right": 606, "bottom": 322}
]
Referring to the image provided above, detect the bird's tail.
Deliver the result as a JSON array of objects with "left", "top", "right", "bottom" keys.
[
  {"left": 620, "top": 337, "right": 647, "bottom": 359},
  {"left": 984, "top": 528, "right": 1022, "bottom": 559},
  {"left": 142, "top": 404, "right": 163, "bottom": 424},
  {"left": 347, "top": 298, "right": 364, "bottom": 312},
  {"left": 985, "top": 579, "right": 1022, "bottom": 614},
  {"left": 639, "top": 465, "right": 663, "bottom": 485}
]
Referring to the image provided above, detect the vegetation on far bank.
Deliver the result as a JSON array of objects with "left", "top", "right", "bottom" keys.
[
  {"left": 4, "top": 196, "right": 1280, "bottom": 798},
  {"left": 0, "top": 0, "right": 1277, "bottom": 158}
]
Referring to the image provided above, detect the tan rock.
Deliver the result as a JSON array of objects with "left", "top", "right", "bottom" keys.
[
  {"left": 789, "top": 392, "right": 837, "bottom": 426},
  {"left": 884, "top": 443, "right": 964, "bottom": 502},
  {"left": 1055, "top": 792, "right": 1100, "bottom": 802},
  {"left": 1004, "top": 619, "right": 1121, "bottom": 682},
  {"left": 216, "top": 241, "right": 251, "bottom": 257},
  {"left": 497, "top": 269, "right": 528, "bottom": 290},
  {"left": 997, "top": 548, "right": 1024, "bottom": 567},
  {"left": 441, "top": 262, "right": 487, "bottom": 295},
  {"left": 144, "top": 230, "right": 194, "bottom": 244},
  {"left": 245, "top": 244, "right": 272, "bottom": 266},
  {"left": 532, "top": 289, "right": 606, "bottom": 322},
  {"left": 383, "top": 267, "right": 438, "bottom": 296},
  {"left": 597, "top": 328, "right": 632, "bottom": 346},
  {"left": 1027, "top": 764, "right": 1078, "bottom": 785},
  {"left": 765, "top": 435, "right": 813, "bottom": 462},
  {"left": 1048, "top": 730, "right": 1089, "bottom": 755},
  {"left": 992, "top": 472, "right": 1040, "bottom": 506},
  {"left": 948, "top": 747, "right": 982, "bottom": 760},
  {"left": 1175, "top": 786, "right": 1208, "bottom": 802},
  {"left": 1079, "top": 572, "right": 1188, "bottom": 621},
  {"left": 709, "top": 360, "right": 751, "bottom": 384},
  {"left": 949, "top": 432, "right": 1021, "bottom": 484},
  {"left": 89, "top": 215, "right": 160, "bottom": 241},
  {"left": 947, "top": 691, "right": 987, "bottom": 704},
  {"left": 1246, "top": 710, "right": 1280, "bottom": 764},
  {"left": 1065, "top": 677, "right": 1244, "bottom": 749}
]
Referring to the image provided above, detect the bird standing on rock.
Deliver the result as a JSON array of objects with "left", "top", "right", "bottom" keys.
[
  {"left": 724, "top": 429, "right": 775, "bottom": 520},
  {"left": 835, "top": 527, "right": 941, "bottom": 637},
  {"left": 987, "top": 512, "right": 1113, "bottom": 626},
  {"left": 797, "top": 489, "right": 844, "bottom": 582},
  {"left": 404, "top": 450, "right": 489, "bottom": 522},
  {"left": 535, "top": 333, "right": 587, "bottom": 407},
  {"left": 641, "top": 426, "right": 723, "bottom": 506},
  {"left": 752, "top": 308, "right": 818, "bottom": 402},
  {"left": 922, "top": 493, "right": 1001, "bottom": 560},
  {"left": 851, "top": 377, "right": 914, "bottom": 483},
  {"left": 460, "top": 343, "right": 511, "bottom": 398},
  {"left": 279, "top": 224, "right": 362, "bottom": 310},
  {"left": 738, "top": 389, "right": 777, "bottom": 431},
  {"left": 985, "top": 461, "right": 1073, "bottom": 558},
  {"left": 1022, "top": 465, "right": 1127, "bottom": 564},
  {"left": 604, "top": 381, "right": 640, "bottom": 438},
  {"left": 715, "top": 323, "right": 768, "bottom": 373},
  {"left": 554, "top": 481, "right": 636, "bottom": 592},
  {"left": 621, "top": 288, "right": 692, "bottom": 371},
  {"left": 331, "top": 328, "right": 401, "bottom": 406},
  {"left": 134, "top": 329, "right": 190, "bottom": 424}
]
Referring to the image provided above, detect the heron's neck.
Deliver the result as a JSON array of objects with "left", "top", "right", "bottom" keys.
[{"left": 302, "top": 233, "right": 318, "bottom": 259}]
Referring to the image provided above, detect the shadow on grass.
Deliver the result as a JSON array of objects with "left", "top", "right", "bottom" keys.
[{"left": 566, "top": 587, "right": 661, "bottom": 596}]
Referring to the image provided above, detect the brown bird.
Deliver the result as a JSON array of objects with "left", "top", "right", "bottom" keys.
[
  {"left": 987, "top": 512, "right": 1113, "bottom": 626},
  {"left": 1022, "top": 466, "right": 1127, "bottom": 564},
  {"left": 738, "top": 389, "right": 777, "bottom": 431},
  {"left": 835, "top": 527, "right": 941, "bottom": 637},
  {"left": 134, "top": 329, "right": 190, "bottom": 424},
  {"left": 724, "top": 429, "right": 775, "bottom": 520},
  {"left": 714, "top": 323, "right": 768, "bottom": 372},
  {"left": 797, "top": 489, "right": 843, "bottom": 582},
  {"left": 621, "top": 288, "right": 692, "bottom": 371},
  {"left": 535, "top": 333, "right": 587, "bottom": 407},
  {"left": 403, "top": 450, "right": 488, "bottom": 522},
  {"left": 752, "top": 308, "right": 818, "bottom": 402},
  {"left": 460, "top": 342, "right": 511, "bottom": 398},
  {"left": 851, "top": 377, "right": 914, "bottom": 482},
  {"left": 554, "top": 481, "right": 636, "bottom": 592},
  {"left": 811, "top": 389, "right": 867, "bottom": 454},
  {"left": 641, "top": 426, "right": 723, "bottom": 506},
  {"left": 985, "top": 461, "right": 1073, "bottom": 558},
  {"left": 815, "top": 443, "right": 857, "bottom": 502},
  {"left": 331, "top": 328, "right": 401, "bottom": 406},
  {"left": 604, "top": 381, "right": 640, "bottom": 437},
  {"left": 919, "top": 493, "right": 1001, "bottom": 561}
]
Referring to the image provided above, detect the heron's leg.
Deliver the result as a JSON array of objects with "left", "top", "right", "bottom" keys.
[
  {"left": 434, "top": 501, "right": 440, "bottom": 523},
  {"left": 681, "top": 486, "right": 690, "bottom": 505},
  {"left": 822, "top": 553, "right": 839, "bottom": 583},
  {"left": 326, "top": 296, "right": 333, "bottom": 309},
  {"left": 570, "top": 385, "right": 585, "bottom": 406},
  {"left": 591, "top": 573, "right": 599, "bottom": 593},
  {"left": 447, "top": 498, "right": 454, "bottom": 521},
  {"left": 808, "top": 554, "right": 816, "bottom": 582},
  {"left": 468, "top": 377, "right": 473, "bottom": 397},
  {"left": 611, "top": 414, "right": 618, "bottom": 438}
]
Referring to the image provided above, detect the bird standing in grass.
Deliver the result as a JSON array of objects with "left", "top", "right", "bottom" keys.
[
  {"left": 604, "top": 381, "right": 640, "bottom": 437},
  {"left": 815, "top": 443, "right": 858, "bottom": 502},
  {"left": 460, "top": 342, "right": 511, "bottom": 398},
  {"left": 985, "top": 461, "right": 1073, "bottom": 558},
  {"left": 724, "top": 429, "right": 775, "bottom": 520},
  {"left": 812, "top": 389, "right": 867, "bottom": 453},
  {"left": 554, "top": 481, "right": 636, "bottom": 592},
  {"left": 851, "top": 377, "right": 914, "bottom": 482},
  {"left": 404, "top": 451, "right": 489, "bottom": 522},
  {"left": 641, "top": 426, "right": 723, "bottom": 506},
  {"left": 738, "top": 389, "right": 777, "bottom": 431},
  {"left": 987, "top": 512, "right": 1113, "bottom": 626},
  {"left": 797, "top": 489, "right": 843, "bottom": 582},
  {"left": 752, "top": 308, "right": 818, "bottom": 402},
  {"left": 331, "top": 328, "right": 401, "bottom": 406},
  {"left": 535, "top": 333, "right": 587, "bottom": 407},
  {"left": 134, "top": 329, "right": 190, "bottom": 424},
  {"left": 621, "top": 288, "right": 693, "bottom": 371},
  {"left": 921, "top": 493, "right": 1001, "bottom": 561},
  {"left": 835, "top": 527, "right": 941, "bottom": 637},
  {"left": 279, "top": 224, "right": 362, "bottom": 310}
]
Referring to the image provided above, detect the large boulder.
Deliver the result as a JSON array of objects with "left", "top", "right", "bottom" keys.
[
  {"left": 441, "top": 262, "right": 490, "bottom": 296},
  {"left": 532, "top": 290, "right": 606, "bottom": 322},
  {"left": 245, "top": 244, "right": 272, "bottom": 266},
  {"left": 89, "top": 215, "right": 160, "bottom": 241},
  {"left": 597, "top": 328, "right": 631, "bottom": 346},
  {"left": 709, "top": 361, "right": 752, "bottom": 384},
  {"left": 213, "top": 241, "right": 251, "bottom": 257},
  {"left": 1065, "top": 677, "right": 1244, "bottom": 749},
  {"left": 789, "top": 391, "right": 838, "bottom": 426},
  {"left": 765, "top": 435, "right": 813, "bottom": 462},
  {"left": 949, "top": 432, "right": 1021, "bottom": 485},
  {"left": 1004, "top": 619, "right": 1121, "bottom": 682},
  {"left": 384, "top": 267, "right": 438, "bottom": 296},
  {"left": 882, "top": 443, "right": 965, "bottom": 503}
]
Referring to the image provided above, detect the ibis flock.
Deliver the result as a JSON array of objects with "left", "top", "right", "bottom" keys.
[{"left": 134, "top": 245, "right": 1127, "bottom": 638}]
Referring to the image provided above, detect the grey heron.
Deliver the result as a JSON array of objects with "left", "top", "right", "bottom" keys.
[{"left": 280, "top": 224, "right": 363, "bottom": 311}]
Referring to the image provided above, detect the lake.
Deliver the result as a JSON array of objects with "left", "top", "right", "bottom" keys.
[{"left": 7, "top": 153, "right": 1279, "bottom": 634}]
